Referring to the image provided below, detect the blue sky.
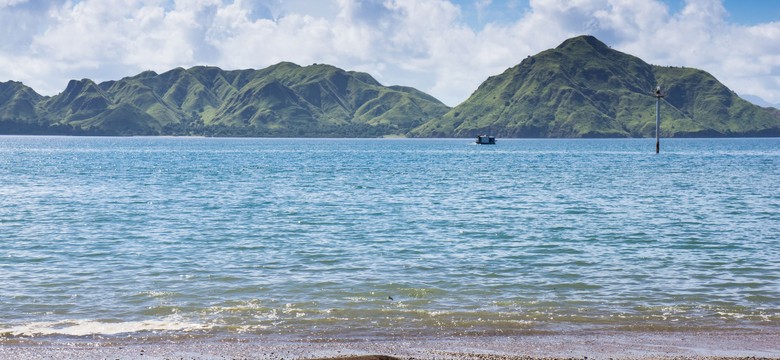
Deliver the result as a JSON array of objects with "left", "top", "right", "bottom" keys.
[
  {"left": 711, "top": 0, "right": 780, "bottom": 24},
  {"left": 1, "top": 0, "right": 779, "bottom": 106},
  {"left": 450, "top": 0, "right": 780, "bottom": 26}
]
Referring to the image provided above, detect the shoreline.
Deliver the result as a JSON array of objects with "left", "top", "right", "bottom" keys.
[{"left": 2, "top": 329, "right": 779, "bottom": 359}]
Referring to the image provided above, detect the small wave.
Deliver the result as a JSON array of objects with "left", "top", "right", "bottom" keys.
[{"left": 1, "top": 318, "right": 209, "bottom": 337}]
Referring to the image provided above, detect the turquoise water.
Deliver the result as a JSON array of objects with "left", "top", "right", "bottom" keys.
[{"left": 1, "top": 136, "right": 779, "bottom": 339}]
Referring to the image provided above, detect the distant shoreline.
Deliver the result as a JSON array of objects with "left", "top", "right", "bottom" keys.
[{"left": 3, "top": 134, "right": 780, "bottom": 139}]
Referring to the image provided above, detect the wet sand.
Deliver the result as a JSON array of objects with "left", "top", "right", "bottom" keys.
[{"left": 2, "top": 330, "right": 779, "bottom": 360}]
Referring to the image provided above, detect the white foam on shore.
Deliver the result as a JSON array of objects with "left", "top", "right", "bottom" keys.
[{"left": 1, "top": 318, "right": 209, "bottom": 337}]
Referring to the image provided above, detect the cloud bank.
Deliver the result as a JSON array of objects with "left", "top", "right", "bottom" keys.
[{"left": 0, "top": 0, "right": 778, "bottom": 106}]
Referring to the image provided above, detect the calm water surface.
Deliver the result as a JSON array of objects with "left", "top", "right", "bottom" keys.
[{"left": 1, "top": 136, "right": 778, "bottom": 339}]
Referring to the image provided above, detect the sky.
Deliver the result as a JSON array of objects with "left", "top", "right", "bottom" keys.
[{"left": 1, "top": 0, "right": 779, "bottom": 107}]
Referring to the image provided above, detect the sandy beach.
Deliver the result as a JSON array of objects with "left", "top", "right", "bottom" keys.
[{"left": 2, "top": 330, "right": 778, "bottom": 360}]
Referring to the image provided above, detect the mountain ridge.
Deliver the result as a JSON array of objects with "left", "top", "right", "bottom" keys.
[
  {"left": 410, "top": 35, "right": 780, "bottom": 138},
  {"left": 2, "top": 35, "right": 779, "bottom": 137},
  {"left": 0, "top": 62, "right": 451, "bottom": 137}
]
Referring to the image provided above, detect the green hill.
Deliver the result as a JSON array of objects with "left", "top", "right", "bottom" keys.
[
  {"left": 1, "top": 38, "right": 779, "bottom": 137},
  {"left": 0, "top": 63, "right": 450, "bottom": 136},
  {"left": 411, "top": 35, "right": 780, "bottom": 138},
  {"left": 0, "top": 81, "right": 52, "bottom": 134}
]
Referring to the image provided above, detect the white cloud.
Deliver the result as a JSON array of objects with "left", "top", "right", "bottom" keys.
[
  {"left": 0, "top": 0, "right": 779, "bottom": 106},
  {"left": 611, "top": 0, "right": 780, "bottom": 103},
  {"left": 0, "top": 0, "right": 27, "bottom": 7}
]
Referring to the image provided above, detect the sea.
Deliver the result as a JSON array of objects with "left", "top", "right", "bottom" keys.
[{"left": 1, "top": 136, "right": 778, "bottom": 341}]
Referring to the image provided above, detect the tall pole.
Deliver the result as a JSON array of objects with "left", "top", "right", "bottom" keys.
[{"left": 654, "top": 86, "right": 663, "bottom": 154}]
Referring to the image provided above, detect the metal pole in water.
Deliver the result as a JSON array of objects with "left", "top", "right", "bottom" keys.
[{"left": 654, "top": 86, "right": 663, "bottom": 154}]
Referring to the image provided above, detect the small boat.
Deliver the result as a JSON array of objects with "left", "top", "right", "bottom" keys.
[{"left": 475, "top": 135, "right": 496, "bottom": 145}]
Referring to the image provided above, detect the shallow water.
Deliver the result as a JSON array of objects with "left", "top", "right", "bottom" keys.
[{"left": 1, "top": 136, "right": 778, "bottom": 339}]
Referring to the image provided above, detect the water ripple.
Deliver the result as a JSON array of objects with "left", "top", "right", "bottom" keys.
[{"left": 1, "top": 136, "right": 778, "bottom": 338}]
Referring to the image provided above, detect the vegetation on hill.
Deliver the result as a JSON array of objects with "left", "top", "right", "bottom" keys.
[
  {"left": 1, "top": 36, "right": 779, "bottom": 137},
  {"left": 0, "top": 63, "right": 450, "bottom": 137},
  {"left": 410, "top": 36, "right": 780, "bottom": 138}
]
